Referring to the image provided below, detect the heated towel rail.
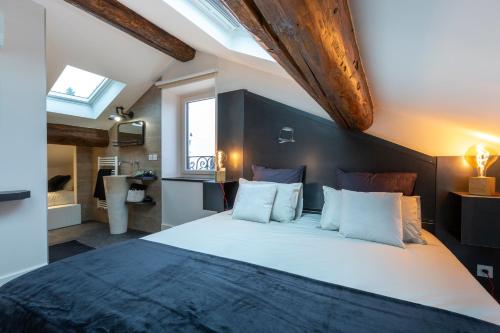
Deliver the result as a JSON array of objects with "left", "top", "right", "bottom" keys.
[{"left": 96, "top": 156, "right": 119, "bottom": 209}]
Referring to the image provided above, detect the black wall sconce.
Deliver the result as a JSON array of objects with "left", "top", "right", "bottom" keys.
[
  {"left": 278, "top": 127, "right": 295, "bottom": 143},
  {"left": 108, "top": 106, "right": 134, "bottom": 122}
]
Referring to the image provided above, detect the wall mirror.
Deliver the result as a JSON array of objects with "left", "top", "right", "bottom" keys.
[{"left": 115, "top": 121, "right": 145, "bottom": 146}]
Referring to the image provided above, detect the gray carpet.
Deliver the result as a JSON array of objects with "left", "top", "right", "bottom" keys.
[
  {"left": 49, "top": 240, "right": 94, "bottom": 263},
  {"left": 48, "top": 221, "right": 149, "bottom": 249}
]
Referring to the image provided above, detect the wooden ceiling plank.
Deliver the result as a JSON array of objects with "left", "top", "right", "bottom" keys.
[
  {"left": 48, "top": 123, "right": 109, "bottom": 147},
  {"left": 221, "top": 0, "right": 373, "bottom": 130},
  {"left": 64, "top": 0, "right": 195, "bottom": 62}
]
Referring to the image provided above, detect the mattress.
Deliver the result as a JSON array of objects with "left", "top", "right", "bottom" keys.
[
  {"left": 144, "top": 212, "right": 500, "bottom": 325},
  {"left": 47, "top": 190, "right": 74, "bottom": 207}
]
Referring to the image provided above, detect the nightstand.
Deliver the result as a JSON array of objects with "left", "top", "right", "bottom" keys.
[
  {"left": 451, "top": 192, "right": 500, "bottom": 249},
  {"left": 202, "top": 180, "right": 238, "bottom": 212}
]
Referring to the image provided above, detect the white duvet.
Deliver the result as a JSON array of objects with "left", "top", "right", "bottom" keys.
[{"left": 143, "top": 212, "right": 500, "bottom": 325}]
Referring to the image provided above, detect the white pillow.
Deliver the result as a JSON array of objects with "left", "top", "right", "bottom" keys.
[
  {"left": 232, "top": 183, "right": 277, "bottom": 223},
  {"left": 402, "top": 196, "right": 426, "bottom": 244},
  {"left": 295, "top": 188, "right": 304, "bottom": 220},
  {"left": 320, "top": 186, "right": 341, "bottom": 230},
  {"left": 339, "top": 190, "right": 404, "bottom": 248},
  {"left": 238, "top": 179, "right": 302, "bottom": 223}
]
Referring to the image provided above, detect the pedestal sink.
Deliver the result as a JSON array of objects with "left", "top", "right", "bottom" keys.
[{"left": 103, "top": 175, "right": 129, "bottom": 234}]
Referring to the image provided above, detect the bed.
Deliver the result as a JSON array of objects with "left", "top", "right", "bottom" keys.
[
  {"left": 144, "top": 212, "right": 500, "bottom": 324},
  {"left": 47, "top": 190, "right": 81, "bottom": 230},
  {"left": 0, "top": 212, "right": 498, "bottom": 332}
]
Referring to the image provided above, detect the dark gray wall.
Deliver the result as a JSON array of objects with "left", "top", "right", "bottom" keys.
[
  {"left": 218, "top": 90, "right": 437, "bottom": 228},
  {"left": 218, "top": 89, "right": 500, "bottom": 297},
  {"left": 217, "top": 90, "right": 245, "bottom": 181}
]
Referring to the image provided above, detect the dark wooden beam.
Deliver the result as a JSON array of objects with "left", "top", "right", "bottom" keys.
[
  {"left": 64, "top": 0, "right": 195, "bottom": 62},
  {"left": 220, "top": 0, "right": 373, "bottom": 130},
  {"left": 48, "top": 123, "right": 109, "bottom": 147}
]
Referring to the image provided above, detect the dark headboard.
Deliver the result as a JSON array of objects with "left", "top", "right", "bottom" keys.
[{"left": 218, "top": 90, "right": 437, "bottom": 229}]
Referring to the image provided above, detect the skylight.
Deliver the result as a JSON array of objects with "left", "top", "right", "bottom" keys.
[
  {"left": 163, "top": 0, "right": 273, "bottom": 62},
  {"left": 49, "top": 65, "right": 109, "bottom": 103},
  {"left": 46, "top": 65, "right": 126, "bottom": 119},
  {"left": 192, "top": 0, "right": 240, "bottom": 32}
]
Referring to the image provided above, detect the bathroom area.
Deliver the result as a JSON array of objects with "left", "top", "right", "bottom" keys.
[{"left": 47, "top": 87, "right": 162, "bottom": 262}]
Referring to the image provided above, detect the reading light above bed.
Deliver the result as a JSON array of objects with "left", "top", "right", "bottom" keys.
[{"left": 278, "top": 127, "right": 295, "bottom": 143}]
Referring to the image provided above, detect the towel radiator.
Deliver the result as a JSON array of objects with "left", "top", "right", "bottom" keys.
[{"left": 96, "top": 156, "right": 119, "bottom": 209}]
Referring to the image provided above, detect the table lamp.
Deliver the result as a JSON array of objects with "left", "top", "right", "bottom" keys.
[
  {"left": 215, "top": 150, "right": 227, "bottom": 183},
  {"left": 464, "top": 143, "right": 498, "bottom": 195}
]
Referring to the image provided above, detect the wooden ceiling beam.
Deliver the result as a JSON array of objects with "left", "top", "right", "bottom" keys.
[
  {"left": 64, "top": 0, "right": 195, "bottom": 62},
  {"left": 220, "top": 0, "right": 373, "bottom": 130},
  {"left": 48, "top": 123, "right": 109, "bottom": 147}
]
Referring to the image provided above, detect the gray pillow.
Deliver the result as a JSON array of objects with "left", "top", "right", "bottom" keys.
[
  {"left": 336, "top": 169, "right": 417, "bottom": 196},
  {"left": 252, "top": 165, "right": 305, "bottom": 184}
]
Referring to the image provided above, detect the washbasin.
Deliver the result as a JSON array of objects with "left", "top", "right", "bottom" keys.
[{"left": 103, "top": 175, "right": 130, "bottom": 234}]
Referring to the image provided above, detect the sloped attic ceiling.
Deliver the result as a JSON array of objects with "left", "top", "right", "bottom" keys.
[
  {"left": 350, "top": 0, "right": 500, "bottom": 156},
  {"left": 38, "top": 0, "right": 500, "bottom": 156},
  {"left": 34, "top": 0, "right": 176, "bottom": 130}
]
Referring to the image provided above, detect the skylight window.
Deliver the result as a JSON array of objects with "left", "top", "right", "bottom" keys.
[
  {"left": 49, "top": 65, "right": 109, "bottom": 103},
  {"left": 192, "top": 0, "right": 240, "bottom": 32},
  {"left": 46, "top": 65, "right": 126, "bottom": 119},
  {"left": 163, "top": 0, "right": 273, "bottom": 61}
]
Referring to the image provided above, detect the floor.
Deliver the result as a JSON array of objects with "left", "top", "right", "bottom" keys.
[{"left": 48, "top": 221, "right": 149, "bottom": 249}]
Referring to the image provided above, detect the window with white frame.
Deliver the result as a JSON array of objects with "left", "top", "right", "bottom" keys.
[
  {"left": 183, "top": 96, "right": 216, "bottom": 173},
  {"left": 46, "top": 65, "right": 126, "bottom": 119},
  {"left": 48, "top": 65, "right": 109, "bottom": 103}
]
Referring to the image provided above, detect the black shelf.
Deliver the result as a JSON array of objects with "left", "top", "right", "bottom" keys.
[
  {"left": 0, "top": 190, "right": 30, "bottom": 202},
  {"left": 127, "top": 176, "right": 158, "bottom": 181},
  {"left": 126, "top": 201, "right": 156, "bottom": 206}
]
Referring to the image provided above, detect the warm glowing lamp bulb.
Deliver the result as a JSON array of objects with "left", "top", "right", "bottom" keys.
[
  {"left": 464, "top": 143, "right": 498, "bottom": 177},
  {"left": 215, "top": 150, "right": 227, "bottom": 183},
  {"left": 216, "top": 150, "right": 226, "bottom": 171}
]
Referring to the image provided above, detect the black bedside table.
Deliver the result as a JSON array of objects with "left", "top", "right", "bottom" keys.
[
  {"left": 202, "top": 180, "right": 238, "bottom": 212},
  {"left": 451, "top": 192, "right": 500, "bottom": 249}
]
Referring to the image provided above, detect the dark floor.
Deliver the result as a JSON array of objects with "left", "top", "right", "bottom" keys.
[{"left": 48, "top": 221, "right": 149, "bottom": 249}]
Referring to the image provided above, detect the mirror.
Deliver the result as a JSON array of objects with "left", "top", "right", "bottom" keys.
[{"left": 115, "top": 121, "right": 145, "bottom": 146}]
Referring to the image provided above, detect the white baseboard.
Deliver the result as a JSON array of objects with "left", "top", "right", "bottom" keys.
[{"left": 0, "top": 263, "right": 47, "bottom": 287}]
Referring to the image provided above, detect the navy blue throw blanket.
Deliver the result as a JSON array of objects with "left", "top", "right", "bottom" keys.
[{"left": 0, "top": 240, "right": 498, "bottom": 333}]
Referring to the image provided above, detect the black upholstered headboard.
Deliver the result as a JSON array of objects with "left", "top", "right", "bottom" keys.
[{"left": 217, "top": 90, "right": 437, "bottom": 230}]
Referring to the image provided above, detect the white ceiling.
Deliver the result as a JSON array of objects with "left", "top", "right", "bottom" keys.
[
  {"left": 35, "top": 0, "right": 288, "bottom": 130},
  {"left": 119, "top": 0, "right": 287, "bottom": 78},
  {"left": 34, "top": 0, "right": 175, "bottom": 130},
  {"left": 350, "top": 0, "right": 500, "bottom": 155}
]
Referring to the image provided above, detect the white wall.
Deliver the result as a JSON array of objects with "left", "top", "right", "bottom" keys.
[
  {"left": 0, "top": 0, "right": 47, "bottom": 285},
  {"left": 162, "top": 181, "right": 215, "bottom": 228},
  {"left": 47, "top": 144, "right": 75, "bottom": 179},
  {"left": 161, "top": 90, "right": 181, "bottom": 178},
  {"left": 215, "top": 58, "right": 328, "bottom": 121}
]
